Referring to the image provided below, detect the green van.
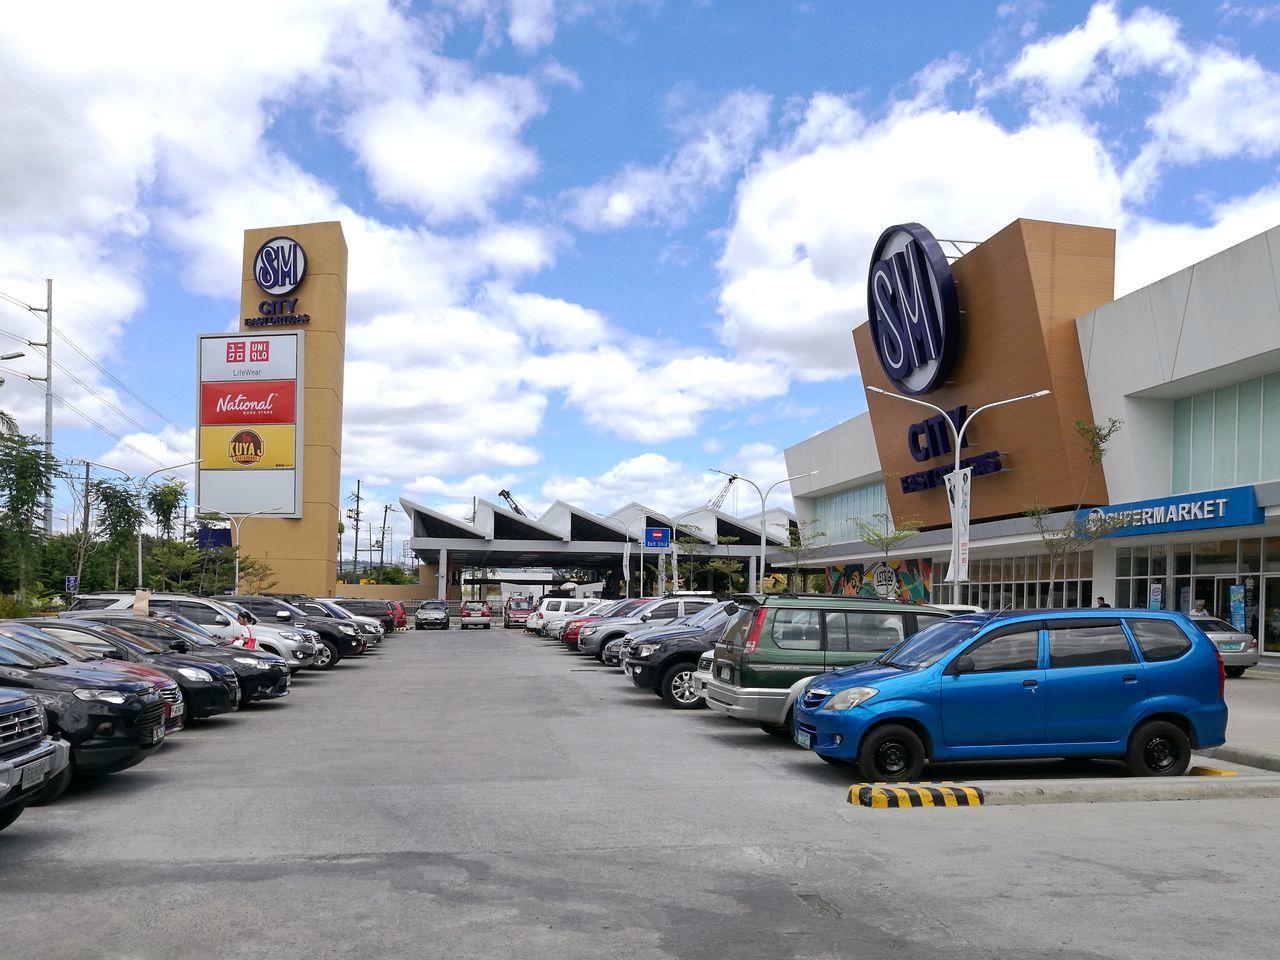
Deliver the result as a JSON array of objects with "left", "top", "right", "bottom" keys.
[{"left": 703, "top": 593, "right": 952, "bottom": 736}]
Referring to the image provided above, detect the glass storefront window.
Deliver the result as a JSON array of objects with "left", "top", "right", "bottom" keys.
[
  {"left": 1266, "top": 538, "right": 1280, "bottom": 573},
  {"left": 1242, "top": 538, "right": 1261, "bottom": 572},
  {"left": 1117, "top": 547, "right": 1131, "bottom": 577},
  {"left": 1133, "top": 546, "right": 1149, "bottom": 577},
  {"left": 1079, "top": 553, "right": 1093, "bottom": 577},
  {"left": 1196, "top": 540, "right": 1238, "bottom": 573},
  {"left": 1117, "top": 580, "right": 1131, "bottom": 607},
  {"left": 1174, "top": 544, "right": 1191, "bottom": 576},
  {"left": 1150, "top": 546, "right": 1167, "bottom": 577}
]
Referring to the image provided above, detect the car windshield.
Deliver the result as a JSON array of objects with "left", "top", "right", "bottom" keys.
[
  {"left": 687, "top": 601, "right": 734, "bottom": 626},
  {"left": 222, "top": 602, "right": 261, "bottom": 625},
  {"left": 876, "top": 616, "right": 987, "bottom": 669},
  {"left": 73, "top": 619, "right": 167, "bottom": 655},
  {"left": 0, "top": 631, "right": 62, "bottom": 668},
  {"left": 462, "top": 602, "right": 487, "bottom": 610},
  {"left": 422, "top": 601, "right": 446, "bottom": 610},
  {"left": 609, "top": 599, "right": 650, "bottom": 618},
  {"left": 509, "top": 600, "right": 532, "bottom": 610},
  {"left": 160, "top": 612, "right": 219, "bottom": 637},
  {"left": 1199, "top": 618, "right": 1238, "bottom": 632},
  {"left": 7, "top": 624, "right": 95, "bottom": 663}
]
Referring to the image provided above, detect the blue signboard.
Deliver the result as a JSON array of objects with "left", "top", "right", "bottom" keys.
[
  {"left": 1077, "top": 486, "right": 1261, "bottom": 538},
  {"left": 644, "top": 527, "right": 671, "bottom": 549},
  {"left": 65, "top": 575, "right": 78, "bottom": 593},
  {"left": 197, "top": 527, "right": 234, "bottom": 550},
  {"left": 1230, "top": 585, "right": 1247, "bottom": 632}
]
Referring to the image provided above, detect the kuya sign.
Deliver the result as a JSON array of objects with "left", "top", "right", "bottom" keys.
[{"left": 866, "top": 223, "right": 960, "bottom": 396}]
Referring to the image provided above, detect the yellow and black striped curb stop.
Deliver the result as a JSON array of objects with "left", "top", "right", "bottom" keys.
[
  {"left": 849, "top": 783, "right": 985, "bottom": 808},
  {"left": 1188, "top": 766, "right": 1238, "bottom": 777}
]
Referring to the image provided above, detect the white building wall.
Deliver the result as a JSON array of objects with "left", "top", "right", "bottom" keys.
[{"left": 1079, "top": 225, "right": 1280, "bottom": 504}]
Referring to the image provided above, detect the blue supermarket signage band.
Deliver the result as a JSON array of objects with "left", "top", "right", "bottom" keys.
[
  {"left": 1079, "top": 487, "right": 1262, "bottom": 538},
  {"left": 867, "top": 222, "right": 960, "bottom": 396},
  {"left": 644, "top": 527, "right": 671, "bottom": 548}
]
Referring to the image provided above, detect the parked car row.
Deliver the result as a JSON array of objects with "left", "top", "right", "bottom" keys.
[
  {"left": 0, "top": 589, "right": 401, "bottom": 836},
  {"left": 533, "top": 591, "right": 1232, "bottom": 783}
]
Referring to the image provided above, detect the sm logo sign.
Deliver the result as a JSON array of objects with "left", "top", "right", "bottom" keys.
[
  {"left": 253, "top": 236, "right": 307, "bottom": 296},
  {"left": 866, "top": 223, "right": 960, "bottom": 395}
]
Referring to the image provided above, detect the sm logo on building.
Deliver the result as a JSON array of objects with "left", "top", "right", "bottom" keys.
[
  {"left": 866, "top": 223, "right": 961, "bottom": 396},
  {"left": 253, "top": 236, "right": 307, "bottom": 296}
]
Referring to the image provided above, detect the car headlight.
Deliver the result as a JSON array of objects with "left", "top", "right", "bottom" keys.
[
  {"left": 178, "top": 667, "right": 214, "bottom": 682},
  {"left": 338, "top": 624, "right": 358, "bottom": 635},
  {"left": 73, "top": 688, "right": 130, "bottom": 704},
  {"left": 233, "top": 656, "right": 264, "bottom": 667},
  {"left": 823, "top": 686, "right": 879, "bottom": 711},
  {"left": 635, "top": 644, "right": 659, "bottom": 658},
  {"left": 280, "top": 631, "right": 304, "bottom": 641},
  {"left": 580, "top": 626, "right": 598, "bottom": 636}
]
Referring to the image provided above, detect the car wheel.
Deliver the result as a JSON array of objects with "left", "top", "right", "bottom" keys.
[
  {"left": 856, "top": 724, "right": 926, "bottom": 782},
  {"left": 661, "top": 663, "right": 705, "bottom": 710},
  {"left": 1126, "top": 720, "right": 1191, "bottom": 777},
  {"left": 1225, "top": 666, "right": 1247, "bottom": 678},
  {"left": 0, "top": 805, "right": 23, "bottom": 833},
  {"left": 594, "top": 641, "right": 612, "bottom": 663},
  {"left": 484, "top": 623, "right": 491, "bottom": 629},
  {"left": 313, "top": 643, "right": 336, "bottom": 669},
  {"left": 29, "top": 755, "right": 74, "bottom": 806},
  {"left": 759, "top": 707, "right": 795, "bottom": 739}
]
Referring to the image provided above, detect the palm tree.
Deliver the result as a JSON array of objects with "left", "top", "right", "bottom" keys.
[{"left": 0, "top": 409, "right": 18, "bottom": 435}]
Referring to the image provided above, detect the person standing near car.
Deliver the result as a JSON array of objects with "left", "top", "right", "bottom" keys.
[
  {"left": 235, "top": 611, "right": 258, "bottom": 649},
  {"left": 1096, "top": 596, "right": 1111, "bottom": 608},
  {"left": 1191, "top": 599, "right": 1210, "bottom": 618}
]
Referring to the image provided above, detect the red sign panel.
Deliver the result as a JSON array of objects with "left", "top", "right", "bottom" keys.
[{"left": 199, "top": 380, "right": 297, "bottom": 426}]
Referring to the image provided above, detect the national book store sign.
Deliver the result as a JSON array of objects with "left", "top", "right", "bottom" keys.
[{"left": 195, "top": 332, "right": 304, "bottom": 517}]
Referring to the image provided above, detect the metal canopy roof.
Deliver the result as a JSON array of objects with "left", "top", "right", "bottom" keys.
[{"left": 401, "top": 496, "right": 790, "bottom": 569}]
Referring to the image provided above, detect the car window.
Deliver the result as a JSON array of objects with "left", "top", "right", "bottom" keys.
[
  {"left": 544, "top": 600, "right": 562, "bottom": 613},
  {"left": 681, "top": 600, "right": 713, "bottom": 615},
  {"left": 69, "top": 597, "right": 116, "bottom": 611},
  {"left": 914, "top": 613, "right": 951, "bottom": 632},
  {"left": 40, "top": 625, "right": 118, "bottom": 657},
  {"left": 462, "top": 601, "right": 487, "bottom": 611},
  {"left": 964, "top": 627, "right": 1040, "bottom": 673},
  {"left": 1128, "top": 619, "right": 1194, "bottom": 663},
  {"left": 647, "top": 601, "right": 680, "bottom": 620},
  {"left": 772, "top": 609, "right": 821, "bottom": 650},
  {"left": 1047, "top": 621, "right": 1134, "bottom": 668},
  {"left": 1197, "top": 618, "right": 1237, "bottom": 633},
  {"left": 177, "top": 600, "right": 222, "bottom": 625},
  {"left": 824, "top": 611, "right": 906, "bottom": 653}
]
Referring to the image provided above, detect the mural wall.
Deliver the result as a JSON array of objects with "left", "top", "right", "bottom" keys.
[{"left": 826, "top": 558, "right": 933, "bottom": 603}]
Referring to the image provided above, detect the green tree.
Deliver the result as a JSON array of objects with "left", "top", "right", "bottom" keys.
[
  {"left": 1028, "top": 417, "right": 1126, "bottom": 607},
  {"left": 145, "top": 478, "right": 187, "bottom": 542},
  {"left": 770, "top": 519, "right": 826, "bottom": 592},
  {"left": 93, "top": 479, "right": 144, "bottom": 591},
  {"left": 0, "top": 409, "right": 17, "bottom": 436},
  {"left": 0, "top": 433, "right": 58, "bottom": 594},
  {"left": 852, "top": 512, "right": 923, "bottom": 569}
]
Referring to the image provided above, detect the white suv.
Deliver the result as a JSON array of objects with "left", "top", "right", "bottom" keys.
[{"left": 527, "top": 597, "right": 596, "bottom": 636}]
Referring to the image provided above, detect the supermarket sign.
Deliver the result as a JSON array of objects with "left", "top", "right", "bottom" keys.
[{"left": 195, "top": 332, "right": 304, "bottom": 518}]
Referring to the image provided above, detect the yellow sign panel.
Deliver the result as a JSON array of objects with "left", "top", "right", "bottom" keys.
[{"left": 199, "top": 425, "right": 297, "bottom": 470}]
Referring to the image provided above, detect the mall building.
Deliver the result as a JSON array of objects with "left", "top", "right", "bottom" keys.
[{"left": 783, "top": 218, "right": 1280, "bottom": 658}]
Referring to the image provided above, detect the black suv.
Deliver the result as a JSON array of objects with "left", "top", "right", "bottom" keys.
[
  {"left": 37, "top": 618, "right": 240, "bottom": 719},
  {"left": 623, "top": 600, "right": 738, "bottom": 709},
  {"left": 331, "top": 599, "right": 396, "bottom": 633},
  {"left": 0, "top": 625, "right": 167, "bottom": 804},
  {"left": 223, "top": 595, "right": 365, "bottom": 663},
  {"left": 1, "top": 688, "right": 71, "bottom": 832}
]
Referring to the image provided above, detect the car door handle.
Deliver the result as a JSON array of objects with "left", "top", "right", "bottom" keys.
[
  {"left": 1122, "top": 674, "right": 1137, "bottom": 683},
  {"left": 1023, "top": 679, "right": 1038, "bottom": 689}
]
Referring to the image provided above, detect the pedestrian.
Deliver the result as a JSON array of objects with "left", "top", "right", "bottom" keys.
[
  {"left": 1096, "top": 596, "right": 1111, "bottom": 608},
  {"left": 236, "top": 610, "right": 258, "bottom": 649},
  {"left": 1191, "top": 599, "right": 1209, "bottom": 618}
]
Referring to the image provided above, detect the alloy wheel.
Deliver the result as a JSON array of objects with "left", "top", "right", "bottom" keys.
[{"left": 669, "top": 670, "right": 699, "bottom": 704}]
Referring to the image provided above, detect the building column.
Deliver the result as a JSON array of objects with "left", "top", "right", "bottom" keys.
[
  {"left": 437, "top": 548, "right": 448, "bottom": 604},
  {"left": 748, "top": 554, "right": 758, "bottom": 593},
  {"left": 1092, "top": 540, "right": 1117, "bottom": 607}
]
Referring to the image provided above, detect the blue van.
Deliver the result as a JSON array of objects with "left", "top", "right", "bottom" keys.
[{"left": 793, "top": 610, "right": 1227, "bottom": 781}]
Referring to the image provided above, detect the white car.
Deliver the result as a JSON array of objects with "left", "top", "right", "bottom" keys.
[{"left": 528, "top": 597, "right": 597, "bottom": 636}]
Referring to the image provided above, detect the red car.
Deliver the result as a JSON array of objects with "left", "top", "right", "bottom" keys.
[{"left": 388, "top": 600, "right": 407, "bottom": 630}]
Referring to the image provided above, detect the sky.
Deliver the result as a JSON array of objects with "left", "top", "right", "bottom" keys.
[{"left": 2, "top": 0, "right": 1280, "bottom": 561}]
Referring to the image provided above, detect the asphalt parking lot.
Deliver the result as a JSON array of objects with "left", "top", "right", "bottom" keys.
[{"left": 3, "top": 627, "right": 1280, "bottom": 960}]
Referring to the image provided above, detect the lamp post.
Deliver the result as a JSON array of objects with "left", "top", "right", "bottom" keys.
[
  {"left": 135, "top": 458, "right": 202, "bottom": 589},
  {"left": 670, "top": 507, "right": 705, "bottom": 592},
  {"left": 0, "top": 351, "right": 24, "bottom": 361},
  {"left": 195, "top": 504, "right": 284, "bottom": 594},
  {"left": 865, "top": 385, "right": 1050, "bottom": 584},
  {"left": 621, "top": 515, "right": 645, "bottom": 597},
  {"left": 711, "top": 469, "right": 818, "bottom": 593}
]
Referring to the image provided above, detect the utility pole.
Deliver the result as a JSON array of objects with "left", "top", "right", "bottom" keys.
[
  {"left": 43, "top": 279, "right": 52, "bottom": 535},
  {"left": 378, "top": 503, "right": 390, "bottom": 580},
  {"left": 346, "top": 479, "right": 362, "bottom": 581}
]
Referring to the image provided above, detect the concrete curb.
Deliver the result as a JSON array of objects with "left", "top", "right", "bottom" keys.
[
  {"left": 964, "top": 775, "right": 1280, "bottom": 806},
  {"left": 1199, "top": 745, "right": 1280, "bottom": 774}
]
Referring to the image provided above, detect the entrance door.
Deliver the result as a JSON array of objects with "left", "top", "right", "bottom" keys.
[
  {"left": 1192, "top": 577, "right": 1217, "bottom": 617},
  {"left": 1263, "top": 576, "right": 1280, "bottom": 655}
]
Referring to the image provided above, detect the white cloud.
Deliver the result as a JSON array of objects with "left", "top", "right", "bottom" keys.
[{"left": 565, "top": 89, "right": 771, "bottom": 230}]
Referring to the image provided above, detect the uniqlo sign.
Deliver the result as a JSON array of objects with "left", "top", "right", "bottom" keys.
[{"left": 196, "top": 331, "right": 303, "bottom": 517}]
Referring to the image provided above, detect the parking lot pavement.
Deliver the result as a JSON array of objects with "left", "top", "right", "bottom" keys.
[
  {"left": 1203, "top": 667, "right": 1280, "bottom": 771},
  {"left": 4, "top": 628, "right": 1280, "bottom": 960}
]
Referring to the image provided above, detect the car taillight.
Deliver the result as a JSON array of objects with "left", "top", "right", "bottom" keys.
[
  {"left": 462, "top": 610, "right": 471, "bottom": 617},
  {"left": 1215, "top": 648, "right": 1226, "bottom": 699},
  {"left": 742, "top": 607, "right": 767, "bottom": 655}
]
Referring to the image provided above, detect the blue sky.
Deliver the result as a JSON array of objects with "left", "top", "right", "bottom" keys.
[{"left": 2, "top": 0, "right": 1280, "bottom": 556}]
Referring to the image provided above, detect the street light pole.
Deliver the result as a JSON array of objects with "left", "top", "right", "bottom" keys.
[
  {"left": 711, "top": 469, "right": 818, "bottom": 593},
  {"left": 621, "top": 516, "right": 645, "bottom": 598},
  {"left": 195, "top": 505, "right": 284, "bottom": 594},
  {"left": 865, "top": 385, "right": 1050, "bottom": 584},
  {"left": 670, "top": 508, "right": 704, "bottom": 592},
  {"left": 135, "top": 458, "right": 202, "bottom": 589}
]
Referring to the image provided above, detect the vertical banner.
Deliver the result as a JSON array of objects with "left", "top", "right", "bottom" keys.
[
  {"left": 195, "top": 331, "right": 304, "bottom": 517},
  {"left": 1230, "top": 584, "right": 1246, "bottom": 633},
  {"left": 944, "top": 466, "right": 973, "bottom": 582},
  {"left": 1148, "top": 581, "right": 1164, "bottom": 610}
]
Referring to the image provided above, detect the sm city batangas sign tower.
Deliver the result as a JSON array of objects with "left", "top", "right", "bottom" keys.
[
  {"left": 854, "top": 218, "right": 1118, "bottom": 578},
  {"left": 196, "top": 223, "right": 347, "bottom": 595}
]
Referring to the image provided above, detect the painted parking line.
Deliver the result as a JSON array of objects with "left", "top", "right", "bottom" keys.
[{"left": 849, "top": 783, "right": 985, "bottom": 808}]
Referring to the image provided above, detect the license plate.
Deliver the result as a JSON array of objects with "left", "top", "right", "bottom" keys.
[
  {"left": 794, "top": 730, "right": 811, "bottom": 749},
  {"left": 718, "top": 665, "right": 731, "bottom": 680},
  {"left": 172, "top": 701, "right": 185, "bottom": 717},
  {"left": 1219, "top": 642, "right": 1244, "bottom": 651},
  {"left": 149, "top": 725, "right": 165, "bottom": 744},
  {"left": 20, "top": 757, "right": 50, "bottom": 789}
]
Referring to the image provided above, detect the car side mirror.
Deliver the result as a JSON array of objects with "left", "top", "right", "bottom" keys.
[
  {"left": 104, "top": 648, "right": 125, "bottom": 660},
  {"left": 953, "top": 655, "right": 976, "bottom": 675},
  {"left": 276, "top": 610, "right": 292, "bottom": 621},
  {"left": 169, "top": 640, "right": 191, "bottom": 653},
  {"left": 213, "top": 615, "right": 230, "bottom": 626},
  {"left": 640, "top": 613, "right": 652, "bottom": 622}
]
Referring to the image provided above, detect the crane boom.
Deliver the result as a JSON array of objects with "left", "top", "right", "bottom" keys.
[
  {"left": 498, "top": 489, "right": 529, "bottom": 517},
  {"left": 708, "top": 475, "right": 736, "bottom": 510}
]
